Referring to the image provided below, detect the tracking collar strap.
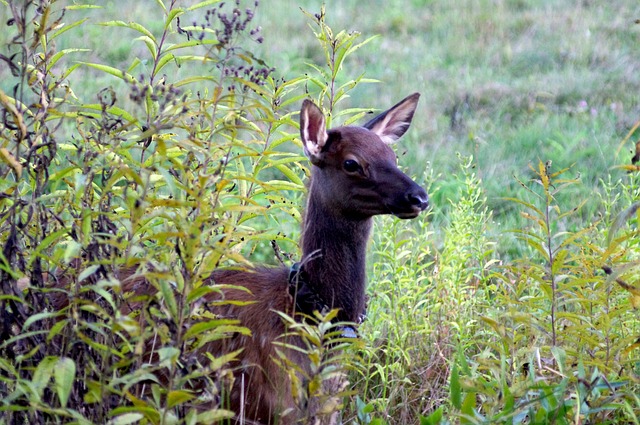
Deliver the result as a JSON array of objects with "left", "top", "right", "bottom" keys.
[
  {"left": 288, "top": 262, "right": 327, "bottom": 316},
  {"left": 288, "top": 262, "right": 361, "bottom": 339}
]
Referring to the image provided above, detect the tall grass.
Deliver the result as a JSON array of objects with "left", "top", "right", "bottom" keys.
[
  {"left": 251, "top": 0, "right": 639, "bottom": 253},
  {"left": 1, "top": 0, "right": 639, "bottom": 424}
]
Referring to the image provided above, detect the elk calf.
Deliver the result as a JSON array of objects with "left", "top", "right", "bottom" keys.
[
  {"left": 46, "top": 94, "right": 428, "bottom": 424},
  {"left": 205, "top": 94, "right": 429, "bottom": 423}
]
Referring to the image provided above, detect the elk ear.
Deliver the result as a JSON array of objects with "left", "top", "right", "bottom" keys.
[
  {"left": 300, "top": 99, "right": 328, "bottom": 162},
  {"left": 363, "top": 93, "right": 420, "bottom": 144}
]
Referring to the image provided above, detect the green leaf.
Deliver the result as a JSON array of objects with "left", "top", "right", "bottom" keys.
[
  {"left": 47, "top": 319, "right": 69, "bottom": 342},
  {"left": 607, "top": 201, "right": 640, "bottom": 248},
  {"left": 274, "top": 163, "right": 304, "bottom": 186},
  {"left": 32, "top": 356, "right": 58, "bottom": 401},
  {"left": 205, "top": 348, "right": 244, "bottom": 372},
  {"left": 84, "top": 380, "right": 102, "bottom": 403},
  {"left": 60, "top": 62, "right": 84, "bottom": 82},
  {"left": 48, "top": 48, "right": 90, "bottom": 70},
  {"left": 551, "top": 346, "right": 567, "bottom": 376},
  {"left": 450, "top": 362, "right": 461, "bottom": 409},
  {"left": 23, "top": 311, "right": 63, "bottom": 331},
  {"left": 65, "top": 5, "right": 102, "bottom": 10},
  {"left": 157, "top": 347, "right": 180, "bottom": 367},
  {"left": 196, "top": 409, "right": 235, "bottom": 423},
  {"left": 186, "top": 0, "right": 221, "bottom": 12},
  {"left": 183, "top": 319, "right": 243, "bottom": 340},
  {"left": 80, "top": 62, "right": 136, "bottom": 83},
  {"left": 525, "top": 238, "right": 548, "bottom": 259},
  {"left": 172, "top": 54, "right": 216, "bottom": 66},
  {"left": 81, "top": 103, "right": 138, "bottom": 123},
  {"left": 173, "top": 75, "right": 216, "bottom": 87},
  {"left": 0, "top": 294, "right": 23, "bottom": 303},
  {"left": 127, "top": 57, "right": 143, "bottom": 73},
  {"left": 420, "top": 407, "right": 443, "bottom": 425},
  {"left": 51, "top": 18, "right": 89, "bottom": 40},
  {"left": 165, "top": 8, "right": 184, "bottom": 29},
  {"left": 154, "top": 52, "right": 176, "bottom": 74},
  {"left": 167, "top": 390, "right": 195, "bottom": 408},
  {"left": 185, "top": 285, "right": 221, "bottom": 303},
  {"left": 461, "top": 391, "right": 477, "bottom": 423},
  {"left": 100, "top": 20, "right": 156, "bottom": 42},
  {"left": 502, "top": 196, "right": 543, "bottom": 215},
  {"left": 78, "top": 264, "right": 100, "bottom": 282},
  {"left": 110, "top": 406, "right": 160, "bottom": 424},
  {"left": 153, "top": 0, "right": 168, "bottom": 13},
  {"left": 360, "top": 401, "right": 375, "bottom": 414},
  {"left": 502, "top": 363, "right": 514, "bottom": 413},
  {"left": 136, "top": 35, "right": 157, "bottom": 60},
  {"left": 27, "top": 228, "right": 68, "bottom": 268},
  {"left": 107, "top": 413, "right": 144, "bottom": 425},
  {"left": 158, "top": 279, "right": 178, "bottom": 319},
  {"left": 54, "top": 357, "right": 76, "bottom": 407},
  {"left": 165, "top": 40, "right": 216, "bottom": 53},
  {"left": 551, "top": 249, "right": 568, "bottom": 274}
]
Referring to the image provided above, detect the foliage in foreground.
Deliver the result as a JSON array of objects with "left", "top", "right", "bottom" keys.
[
  {"left": 0, "top": 0, "right": 373, "bottom": 423},
  {"left": 357, "top": 158, "right": 640, "bottom": 425},
  {"left": 0, "top": 1, "right": 639, "bottom": 424}
]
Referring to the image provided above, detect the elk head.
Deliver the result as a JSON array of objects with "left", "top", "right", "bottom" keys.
[{"left": 300, "top": 93, "right": 429, "bottom": 220}]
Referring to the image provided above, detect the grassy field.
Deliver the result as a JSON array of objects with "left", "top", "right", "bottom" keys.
[
  {"left": 2, "top": 0, "right": 640, "bottom": 423},
  {"left": 4, "top": 0, "right": 637, "bottom": 249},
  {"left": 268, "top": 1, "right": 640, "bottom": 257},
  {"left": 2, "top": 0, "right": 638, "bottom": 215},
  {"left": 251, "top": 3, "right": 639, "bottom": 177}
]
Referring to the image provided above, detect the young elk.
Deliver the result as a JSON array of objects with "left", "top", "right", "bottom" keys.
[{"left": 206, "top": 93, "right": 429, "bottom": 423}]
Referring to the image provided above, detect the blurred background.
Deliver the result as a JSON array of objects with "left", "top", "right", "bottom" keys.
[
  {"left": 3, "top": 1, "right": 639, "bottom": 252},
  {"left": 2, "top": 2, "right": 640, "bottom": 422},
  {"left": 248, "top": 0, "right": 640, "bottom": 254}
]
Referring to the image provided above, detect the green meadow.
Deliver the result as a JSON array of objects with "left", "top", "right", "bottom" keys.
[{"left": 1, "top": 0, "right": 640, "bottom": 423}]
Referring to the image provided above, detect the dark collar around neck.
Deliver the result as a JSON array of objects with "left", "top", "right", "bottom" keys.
[{"left": 288, "top": 262, "right": 364, "bottom": 338}]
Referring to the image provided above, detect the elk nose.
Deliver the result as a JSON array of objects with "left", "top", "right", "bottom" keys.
[{"left": 407, "top": 188, "right": 429, "bottom": 210}]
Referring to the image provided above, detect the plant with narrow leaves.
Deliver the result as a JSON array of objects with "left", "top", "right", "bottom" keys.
[
  {"left": 0, "top": 0, "right": 392, "bottom": 423},
  {"left": 0, "top": 0, "right": 303, "bottom": 422},
  {"left": 450, "top": 160, "right": 640, "bottom": 424}
]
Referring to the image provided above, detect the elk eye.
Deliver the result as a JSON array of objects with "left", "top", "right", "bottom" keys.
[{"left": 343, "top": 159, "right": 360, "bottom": 173}]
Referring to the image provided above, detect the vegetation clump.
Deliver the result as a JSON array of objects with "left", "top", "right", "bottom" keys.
[{"left": 0, "top": 0, "right": 639, "bottom": 424}]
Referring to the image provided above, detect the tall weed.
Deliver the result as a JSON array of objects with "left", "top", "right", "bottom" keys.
[
  {"left": 1, "top": 1, "right": 639, "bottom": 424},
  {"left": 0, "top": 0, "right": 375, "bottom": 422},
  {"left": 448, "top": 161, "right": 640, "bottom": 424},
  {"left": 351, "top": 156, "right": 494, "bottom": 423}
]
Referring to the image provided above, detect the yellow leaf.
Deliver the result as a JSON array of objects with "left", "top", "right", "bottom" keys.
[
  {"left": 623, "top": 339, "right": 640, "bottom": 356},
  {"left": 216, "top": 179, "right": 231, "bottom": 191},
  {"left": 0, "top": 148, "right": 22, "bottom": 176},
  {"left": 167, "top": 390, "right": 195, "bottom": 408},
  {"left": 0, "top": 89, "right": 27, "bottom": 140}
]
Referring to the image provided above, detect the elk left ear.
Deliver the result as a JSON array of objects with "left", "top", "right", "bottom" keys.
[
  {"left": 300, "top": 99, "right": 328, "bottom": 164},
  {"left": 363, "top": 93, "right": 420, "bottom": 144}
]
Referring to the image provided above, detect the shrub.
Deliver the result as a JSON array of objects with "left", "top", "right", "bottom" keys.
[
  {"left": 2, "top": 1, "right": 639, "bottom": 424},
  {"left": 445, "top": 161, "right": 640, "bottom": 424},
  {"left": 0, "top": 1, "right": 374, "bottom": 422}
]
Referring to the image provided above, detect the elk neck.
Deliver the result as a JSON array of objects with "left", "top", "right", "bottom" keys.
[{"left": 299, "top": 176, "right": 372, "bottom": 323}]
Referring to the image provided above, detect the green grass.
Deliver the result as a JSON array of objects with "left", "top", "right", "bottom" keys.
[
  {"left": 1, "top": 0, "right": 640, "bottom": 423},
  {"left": 2, "top": 0, "right": 636, "bottom": 239},
  {"left": 248, "top": 0, "right": 639, "bottom": 250}
]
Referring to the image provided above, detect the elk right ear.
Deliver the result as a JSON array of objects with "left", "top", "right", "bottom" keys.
[
  {"left": 363, "top": 93, "right": 420, "bottom": 145},
  {"left": 300, "top": 99, "right": 328, "bottom": 164}
]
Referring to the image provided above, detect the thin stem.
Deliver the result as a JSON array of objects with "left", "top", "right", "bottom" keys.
[
  {"left": 328, "top": 37, "right": 337, "bottom": 115},
  {"left": 545, "top": 187, "right": 557, "bottom": 347}
]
